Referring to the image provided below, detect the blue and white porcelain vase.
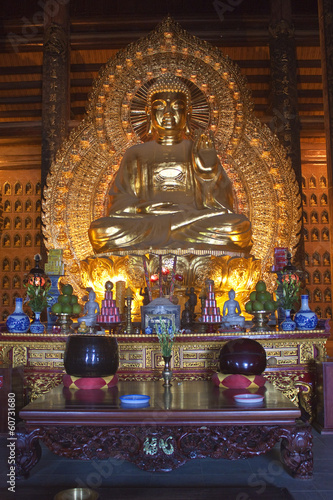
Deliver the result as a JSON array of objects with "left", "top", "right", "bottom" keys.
[
  {"left": 281, "top": 309, "right": 296, "bottom": 331},
  {"left": 294, "top": 294, "right": 318, "bottom": 330},
  {"left": 6, "top": 298, "right": 30, "bottom": 333},
  {"left": 30, "top": 311, "right": 45, "bottom": 334}
]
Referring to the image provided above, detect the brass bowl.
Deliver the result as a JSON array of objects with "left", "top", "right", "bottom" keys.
[
  {"left": 54, "top": 488, "right": 99, "bottom": 500},
  {"left": 250, "top": 310, "right": 272, "bottom": 332}
]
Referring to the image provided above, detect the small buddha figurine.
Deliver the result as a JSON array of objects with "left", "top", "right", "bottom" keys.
[
  {"left": 139, "top": 286, "right": 150, "bottom": 306},
  {"left": 89, "top": 75, "right": 252, "bottom": 254},
  {"left": 77, "top": 289, "right": 100, "bottom": 327},
  {"left": 185, "top": 286, "right": 197, "bottom": 319},
  {"left": 181, "top": 302, "right": 193, "bottom": 329},
  {"left": 221, "top": 289, "right": 245, "bottom": 328}
]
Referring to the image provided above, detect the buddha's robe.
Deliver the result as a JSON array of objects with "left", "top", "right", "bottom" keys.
[{"left": 89, "top": 140, "right": 252, "bottom": 253}]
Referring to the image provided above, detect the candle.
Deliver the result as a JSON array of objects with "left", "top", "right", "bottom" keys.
[
  {"left": 159, "top": 255, "right": 163, "bottom": 297},
  {"left": 169, "top": 255, "right": 178, "bottom": 299},
  {"left": 116, "top": 280, "right": 126, "bottom": 314}
]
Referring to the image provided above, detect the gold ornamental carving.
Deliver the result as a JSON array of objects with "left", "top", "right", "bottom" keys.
[
  {"left": 278, "top": 359, "right": 297, "bottom": 365},
  {"left": 26, "top": 373, "right": 63, "bottom": 401},
  {"left": 43, "top": 17, "right": 301, "bottom": 295},
  {"left": 13, "top": 346, "right": 27, "bottom": 367},
  {"left": 183, "top": 353, "right": 197, "bottom": 359},
  {"left": 173, "top": 346, "right": 180, "bottom": 367},
  {"left": 145, "top": 347, "right": 155, "bottom": 369},
  {"left": 183, "top": 362, "right": 206, "bottom": 368},
  {"left": 129, "top": 354, "right": 143, "bottom": 361},
  {"left": 300, "top": 342, "right": 315, "bottom": 363},
  {"left": 264, "top": 372, "right": 303, "bottom": 407},
  {"left": 314, "top": 342, "right": 327, "bottom": 359},
  {"left": 0, "top": 346, "right": 12, "bottom": 363},
  {"left": 283, "top": 350, "right": 298, "bottom": 356}
]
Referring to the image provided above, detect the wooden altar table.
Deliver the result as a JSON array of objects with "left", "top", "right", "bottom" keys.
[
  {"left": 0, "top": 326, "right": 329, "bottom": 411},
  {"left": 16, "top": 380, "right": 313, "bottom": 479}
]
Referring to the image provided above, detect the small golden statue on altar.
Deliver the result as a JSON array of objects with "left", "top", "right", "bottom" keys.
[{"left": 89, "top": 75, "right": 252, "bottom": 254}]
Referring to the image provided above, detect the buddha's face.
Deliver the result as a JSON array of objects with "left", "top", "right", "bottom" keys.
[{"left": 150, "top": 91, "right": 188, "bottom": 139}]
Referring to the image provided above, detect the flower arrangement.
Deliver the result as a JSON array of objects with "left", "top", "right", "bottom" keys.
[
  {"left": 25, "top": 280, "right": 51, "bottom": 313},
  {"left": 156, "top": 317, "right": 177, "bottom": 357},
  {"left": 278, "top": 273, "right": 301, "bottom": 310}
]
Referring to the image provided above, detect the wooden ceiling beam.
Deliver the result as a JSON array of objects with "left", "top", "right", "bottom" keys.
[
  {"left": 0, "top": 90, "right": 323, "bottom": 106},
  {"left": 1, "top": 12, "right": 320, "bottom": 52},
  {"left": 255, "top": 103, "right": 324, "bottom": 112},
  {"left": 0, "top": 110, "right": 41, "bottom": 118},
  {"left": 0, "top": 120, "right": 79, "bottom": 138},
  {"left": 0, "top": 74, "right": 322, "bottom": 91},
  {"left": 0, "top": 60, "right": 321, "bottom": 80}
]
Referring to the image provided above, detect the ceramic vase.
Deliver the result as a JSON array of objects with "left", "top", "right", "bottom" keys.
[
  {"left": 6, "top": 298, "right": 30, "bottom": 333},
  {"left": 294, "top": 295, "right": 318, "bottom": 330},
  {"left": 30, "top": 311, "right": 45, "bottom": 334},
  {"left": 162, "top": 355, "right": 172, "bottom": 386},
  {"left": 281, "top": 309, "right": 296, "bottom": 331}
]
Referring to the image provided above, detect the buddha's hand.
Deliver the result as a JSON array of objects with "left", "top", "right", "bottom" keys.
[
  {"left": 192, "top": 130, "right": 218, "bottom": 179},
  {"left": 136, "top": 201, "right": 175, "bottom": 214}
]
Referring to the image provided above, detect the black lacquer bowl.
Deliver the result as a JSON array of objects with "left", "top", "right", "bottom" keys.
[
  {"left": 64, "top": 335, "right": 119, "bottom": 377},
  {"left": 219, "top": 338, "right": 266, "bottom": 375}
]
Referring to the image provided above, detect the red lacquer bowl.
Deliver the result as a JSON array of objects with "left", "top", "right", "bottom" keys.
[{"left": 219, "top": 338, "right": 267, "bottom": 375}]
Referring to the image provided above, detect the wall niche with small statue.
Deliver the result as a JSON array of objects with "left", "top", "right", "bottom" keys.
[{"left": 0, "top": 173, "right": 42, "bottom": 321}]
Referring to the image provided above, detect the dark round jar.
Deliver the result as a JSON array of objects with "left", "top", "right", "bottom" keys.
[
  {"left": 219, "top": 338, "right": 266, "bottom": 375},
  {"left": 64, "top": 335, "right": 119, "bottom": 377}
]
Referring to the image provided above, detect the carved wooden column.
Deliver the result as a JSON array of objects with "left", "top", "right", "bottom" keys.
[
  {"left": 41, "top": 4, "right": 70, "bottom": 190},
  {"left": 269, "top": 0, "right": 303, "bottom": 265},
  {"left": 318, "top": 0, "right": 333, "bottom": 328}
]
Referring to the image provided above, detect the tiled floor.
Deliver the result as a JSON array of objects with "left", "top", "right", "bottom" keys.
[{"left": 1, "top": 428, "right": 333, "bottom": 500}]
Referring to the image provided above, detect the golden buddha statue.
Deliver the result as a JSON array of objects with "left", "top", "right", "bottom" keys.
[{"left": 89, "top": 75, "right": 252, "bottom": 254}]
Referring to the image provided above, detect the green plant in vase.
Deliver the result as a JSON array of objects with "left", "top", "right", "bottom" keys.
[
  {"left": 25, "top": 282, "right": 51, "bottom": 313},
  {"left": 277, "top": 272, "right": 301, "bottom": 331},
  {"left": 157, "top": 318, "right": 178, "bottom": 386},
  {"left": 278, "top": 273, "right": 301, "bottom": 311},
  {"left": 25, "top": 280, "right": 52, "bottom": 333}
]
